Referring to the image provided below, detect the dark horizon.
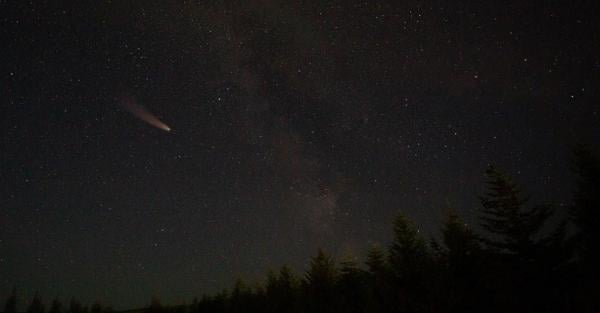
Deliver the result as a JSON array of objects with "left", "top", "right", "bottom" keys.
[
  {"left": 1, "top": 1, "right": 599, "bottom": 311},
  {"left": 3, "top": 152, "right": 600, "bottom": 312}
]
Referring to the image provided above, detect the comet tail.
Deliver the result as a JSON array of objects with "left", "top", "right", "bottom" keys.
[{"left": 121, "top": 97, "right": 171, "bottom": 132}]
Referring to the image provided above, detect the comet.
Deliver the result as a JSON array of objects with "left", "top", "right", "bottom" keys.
[{"left": 120, "top": 96, "right": 171, "bottom": 132}]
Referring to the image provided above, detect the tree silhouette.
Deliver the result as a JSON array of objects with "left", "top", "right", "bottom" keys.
[
  {"left": 365, "top": 245, "right": 387, "bottom": 276},
  {"left": 388, "top": 213, "right": 431, "bottom": 313},
  {"left": 571, "top": 146, "right": 600, "bottom": 265},
  {"left": 265, "top": 265, "right": 298, "bottom": 313},
  {"left": 479, "top": 166, "right": 553, "bottom": 259},
  {"left": 89, "top": 302, "right": 101, "bottom": 313},
  {"left": 67, "top": 298, "right": 84, "bottom": 313},
  {"left": 569, "top": 146, "right": 600, "bottom": 312},
  {"left": 439, "top": 209, "right": 480, "bottom": 271},
  {"left": 10, "top": 151, "right": 600, "bottom": 313},
  {"left": 478, "top": 166, "right": 562, "bottom": 312},
  {"left": 147, "top": 296, "right": 162, "bottom": 313},
  {"left": 336, "top": 259, "right": 367, "bottom": 313},
  {"left": 3, "top": 288, "right": 17, "bottom": 313},
  {"left": 364, "top": 245, "right": 392, "bottom": 313},
  {"left": 230, "top": 278, "right": 257, "bottom": 313},
  {"left": 436, "top": 209, "right": 483, "bottom": 312},
  {"left": 26, "top": 293, "right": 44, "bottom": 313},
  {"left": 304, "top": 249, "right": 337, "bottom": 313},
  {"left": 48, "top": 299, "right": 62, "bottom": 313},
  {"left": 389, "top": 213, "right": 429, "bottom": 279}
]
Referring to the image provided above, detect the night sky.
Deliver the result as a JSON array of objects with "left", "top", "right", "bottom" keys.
[{"left": 1, "top": 1, "right": 599, "bottom": 309}]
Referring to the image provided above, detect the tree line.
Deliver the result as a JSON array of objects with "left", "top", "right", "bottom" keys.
[{"left": 4, "top": 146, "right": 599, "bottom": 313}]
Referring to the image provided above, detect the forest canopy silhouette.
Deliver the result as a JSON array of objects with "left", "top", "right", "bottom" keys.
[{"left": 4, "top": 146, "right": 599, "bottom": 313}]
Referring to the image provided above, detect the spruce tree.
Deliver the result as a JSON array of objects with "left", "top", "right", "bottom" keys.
[
  {"left": 48, "top": 299, "right": 62, "bottom": 313},
  {"left": 388, "top": 213, "right": 431, "bottom": 313},
  {"left": 441, "top": 209, "right": 479, "bottom": 269},
  {"left": 304, "top": 249, "right": 337, "bottom": 290},
  {"left": 4, "top": 287, "right": 17, "bottom": 313},
  {"left": 478, "top": 166, "right": 559, "bottom": 312},
  {"left": 89, "top": 303, "right": 101, "bottom": 313},
  {"left": 479, "top": 166, "right": 553, "bottom": 260},
  {"left": 570, "top": 146, "right": 600, "bottom": 265},
  {"left": 365, "top": 245, "right": 391, "bottom": 313},
  {"left": 388, "top": 213, "right": 428, "bottom": 279},
  {"left": 265, "top": 265, "right": 297, "bottom": 313},
  {"left": 569, "top": 146, "right": 600, "bottom": 311},
  {"left": 337, "top": 260, "right": 367, "bottom": 313},
  {"left": 26, "top": 293, "right": 44, "bottom": 313},
  {"left": 67, "top": 299, "right": 82, "bottom": 313},
  {"left": 3, "top": 288, "right": 17, "bottom": 313},
  {"left": 365, "top": 245, "right": 387, "bottom": 276},
  {"left": 304, "top": 249, "right": 337, "bottom": 313},
  {"left": 230, "top": 278, "right": 254, "bottom": 313},
  {"left": 147, "top": 297, "right": 162, "bottom": 313},
  {"left": 438, "top": 209, "right": 482, "bottom": 312}
]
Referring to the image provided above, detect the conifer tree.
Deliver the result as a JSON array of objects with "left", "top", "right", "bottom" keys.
[
  {"left": 437, "top": 209, "right": 483, "bottom": 312},
  {"left": 67, "top": 299, "right": 83, "bottom": 313},
  {"left": 89, "top": 302, "right": 101, "bottom": 313},
  {"left": 388, "top": 213, "right": 431, "bottom": 313},
  {"left": 48, "top": 299, "right": 62, "bottom": 313},
  {"left": 147, "top": 296, "right": 162, "bottom": 313},
  {"left": 265, "top": 265, "right": 297, "bottom": 313},
  {"left": 478, "top": 166, "right": 562, "bottom": 312},
  {"left": 569, "top": 146, "right": 600, "bottom": 311},
  {"left": 304, "top": 249, "right": 337, "bottom": 313},
  {"left": 570, "top": 146, "right": 600, "bottom": 265},
  {"left": 479, "top": 166, "right": 553, "bottom": 260},
  {"left": 230, "top": 278, "right": 254, "bottom": 313},
  {"left": 365, "top": 245, "right": 387, "bottom": 276},
  {"left": 304, "top": 249, "right": 337, "bottom": 290},
  {"left": 3, "top": 288, "right": 17, "bottom": 313},
  {"left": 337, "top": 259, "right": 367, "bottom": 313},
  {"left": 278, "top": 265, "right": 296, "bottom": 292},
  {"left": 388, "top": 213, "right": 428, "bottom": 279},
  {"left": 441, "top": 209, "right": 479, "bottom": 270},
  {"left": 364, "top": 245, "right": 391, "bottom": 313},
  {"left": 26, "top": 293, "right": 44, "bottom": 313}
]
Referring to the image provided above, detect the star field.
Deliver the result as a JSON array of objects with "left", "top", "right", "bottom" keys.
[{"left": 1, "top": 1, "right": 599, "bottom": 309}]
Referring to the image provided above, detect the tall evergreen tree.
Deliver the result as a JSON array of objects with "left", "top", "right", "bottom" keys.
[
  {"left": 147, "top": 296, "right": 162, "bottom": 313},
  {"left": 277, "top": 265, "right": 297, "bottom": 292},
  {"left": 89, "top": 302, "right": 101, "bottom": 313},
  {"left": 437, "top": 209, "right": 483, "bottom": 313},
  {"left": 265, "top": 265, "right": 297, "bottom": 313},
  {"left": 67, "top": 299, "right": 83, "bottom": 313},
  {"left": 478, "top": 166, "right": 563, "bottom": 312},
  {"left": 230, "top": 278, "right": 256, "bottom": 313},
  {"left": 364, "top": 245, "right": 391, "bottom": 313},
  {"left": 48, "top": 299, "right": 62, "bottom": 313},
  {"left": 365, "top": 245, "right": 387, "bottom": 276},
  {"left": 304, "top": 249, "right": 337, "bottom": 313},
  {"left": 388, "top": 213, "right": 428, "bottom": 279},
  {"left": 336, "top": 259, "right": 367, "bottom": 313},
  {"left": 68, "top": 298, "right": 87, "bottom": 313},
  {"left": 479, "top": 166, "right": 553, "bottom": 260},
  {"left": 26, "top": 293, "right": 44, "bottom": 313},
  {"left": 569, "top": 146, "right": 600, "bottom": 312},
  {"left": 3, "top": 288, "right": 17, "bottom": 313},
  {"left": 440, "top": 209, "right": 480, "bottom": 270},
  {"left": 388, "top": 213, "right": 431, "bottom": 313},
  {"left": 570, "top": 146, "right": 600, "bottom": 265},
  {"left": 304, "top": 249, "right": 337, "bottom": 290}
]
